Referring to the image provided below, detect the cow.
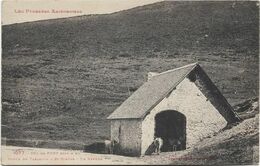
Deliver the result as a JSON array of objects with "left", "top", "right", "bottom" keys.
[
  {"left": 83, "top": 142, "right": 106, "bottom": 153},
  {"left": 84, "top": 140, "right": 118, "bottom": 154},
  {"left": 168, "top": 138, "right": 181, "bottom": 151},
  {"left": 105, "top": 140, "right": 118, "bottom": 154},
  {"left": 153, "top": 137, "right": 163, "bottom": 155}
]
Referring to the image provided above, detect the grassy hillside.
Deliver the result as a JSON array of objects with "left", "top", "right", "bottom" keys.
[
  {"left": 2, "top": 1, "right": 259, "bottom": 53},
  {"left": 2, "top": 1, "right": 259, "bottom": 149}
]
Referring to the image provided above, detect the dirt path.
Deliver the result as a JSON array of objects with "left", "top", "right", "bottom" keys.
[
  {"left": 1, "top": 146, "right": 146, "bottom": 165},
  {"left": 2, "top": 145, "right": 194, "bottom": 165},
  {"left": 1, "top": 146, "right": 193, "bottom": 165},
  {"left": 140, "top": 149, "right": 193, "bottom": 165}
]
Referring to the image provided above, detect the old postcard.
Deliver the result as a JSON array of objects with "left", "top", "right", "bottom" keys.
[{"left": 1, "top": 0, "right": 259, "bottom": 165}]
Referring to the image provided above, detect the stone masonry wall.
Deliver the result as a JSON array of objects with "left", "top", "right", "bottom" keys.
[
  {"left": 141, "top": 78, "right": 227, "bottom": 155},
  {"left": 111, "top": 119, "right": 142, "bottom": 156}
]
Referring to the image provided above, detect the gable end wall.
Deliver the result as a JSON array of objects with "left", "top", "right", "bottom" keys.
[
  {"left": 141, "top": 78, "right": 227, "bottom": 155},
  {"left": 188, "top": 66, "right": 240, "bottom": 123}
]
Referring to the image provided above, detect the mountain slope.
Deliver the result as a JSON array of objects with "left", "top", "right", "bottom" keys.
[
  {"left": 2, "top": 1, "right": 259, "bottom": 149},
  {"left": 2, "top": 1, "right": 259, "bottom": 54}
]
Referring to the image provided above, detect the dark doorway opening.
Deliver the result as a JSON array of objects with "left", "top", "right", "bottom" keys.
[{"left": 155, "top": 110, "right": 186, "bottom": 152}]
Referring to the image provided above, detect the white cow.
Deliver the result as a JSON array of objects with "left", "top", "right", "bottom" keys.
[
  {"left": 104, "top": 140, "right": 118, "bottom": 154},
  {"left": 153, "top": 137, "right": 163, "bottom": 154}
]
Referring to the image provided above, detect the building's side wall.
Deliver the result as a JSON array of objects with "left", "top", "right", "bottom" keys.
[
  {"left": 111, "top": 119, "right": 142, "bottom": 156},
  {"left": 141, "top": 78, "right": 227, "bottom": 155}
]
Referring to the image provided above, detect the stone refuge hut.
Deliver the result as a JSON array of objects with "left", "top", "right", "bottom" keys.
[{"left": 107, "top": 63, "right": 240, "bottom": 156}]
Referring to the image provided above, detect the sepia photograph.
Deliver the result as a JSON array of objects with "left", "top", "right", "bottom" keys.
[{"left": 1, "top": 0, "right": 259, "bottom": 165}]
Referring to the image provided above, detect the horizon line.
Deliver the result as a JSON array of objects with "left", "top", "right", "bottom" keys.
[{"left": 2, "top": 0, "right": 165, "bottom": 26}]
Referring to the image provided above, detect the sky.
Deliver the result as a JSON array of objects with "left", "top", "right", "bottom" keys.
[{"left": 2, "top": 0, "right": 164, "bottom": 25}]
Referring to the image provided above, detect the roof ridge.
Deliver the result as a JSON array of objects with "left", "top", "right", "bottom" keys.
[
  {"left": 107, "top": 62, "right": 199, "bottom": 120},
  {"left": 150, "top": 62, "right": 198, "bottom": 79}
]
